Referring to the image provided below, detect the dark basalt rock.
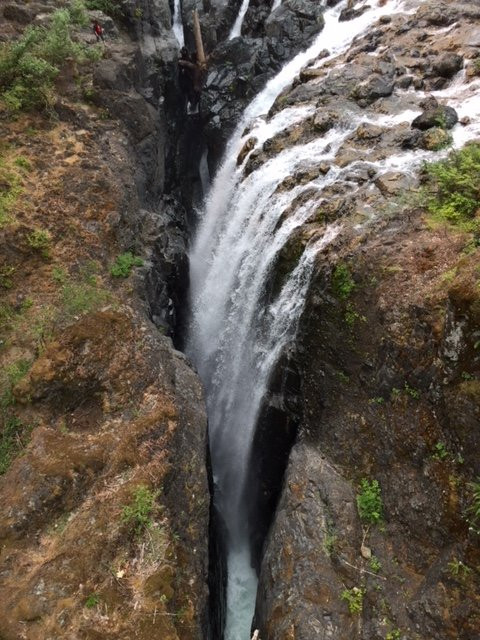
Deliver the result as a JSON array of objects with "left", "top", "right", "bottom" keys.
[
  {"left": 412, "top": 98, "right": 458, "bottom": 130},
  {"left": 353, "top": 73, "right": 395, "bottom": 105},
  {"left": 339, "top": 5, "right": 370, "bottom": 22},
  {"left": 432, "top": 52, "right": 464, "bottom": 78}
]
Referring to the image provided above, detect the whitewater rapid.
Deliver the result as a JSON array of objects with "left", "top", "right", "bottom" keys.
[{"left": 172, "top": 0, "right": 184, "bottom": 46}]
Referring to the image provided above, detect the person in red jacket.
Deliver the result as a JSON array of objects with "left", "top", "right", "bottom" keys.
[{"left": 93, "top": 20, "right": 105, "bottom": 43}]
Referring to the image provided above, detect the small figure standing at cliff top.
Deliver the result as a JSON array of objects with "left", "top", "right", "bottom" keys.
[{"left": 93, "top": 20, "right": 105, "bottom": 44}]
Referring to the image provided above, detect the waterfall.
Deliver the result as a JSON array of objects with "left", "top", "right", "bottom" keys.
[
  {"left": 229, "top": 0, "right": 251, "bottom": 39},
  {"left": 172, "top": 0, "right": 184, "bottom": 46},
  {"left": 186, "top": 1, "right": 412, "bottom": 639}
]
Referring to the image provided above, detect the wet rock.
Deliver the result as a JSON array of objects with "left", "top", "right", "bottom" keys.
[
  {"left": 339, "top": 5, "right": 369, "bottom": 22},
  {"left": 353, "top": 74, "right": 395, "bottom": 105},
  {"left": 432, "top": 53, "right": 464, "bottom": 78},
  {"left": 313, "top": 110, "right": 339, "bottom": 134},
  {"left": 375, "top": 171, "right": 410, "bottom": 196},
  {"left": 419, "top": 126, "right": 452, "bottom": 150},
  {"left": 237, "top": 136, "right": 258, "bottom": 165},
  {"left": 397, "top": 74, "right": 414, "bottom": 89},
  {"left": 412, "top": 98, "right": 458, "bottom": 130},
  {"left": 354, "top": 122, "right": 383, "bottom": 140},
  {"left": 319, "top": 161, "right": 331, "bottom": 175}
]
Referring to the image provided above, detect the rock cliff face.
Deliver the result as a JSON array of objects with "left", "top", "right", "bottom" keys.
[
  {"left": 250, "top": 2, "right": 480, "bottom": 639},
  {"left": 0, "top": 1, "right": 210, "bottom": 638}
]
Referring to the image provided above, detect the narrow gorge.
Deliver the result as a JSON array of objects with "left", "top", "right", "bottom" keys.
[{"left": 0, "top": 1, "right": 479, "bottom": 640}]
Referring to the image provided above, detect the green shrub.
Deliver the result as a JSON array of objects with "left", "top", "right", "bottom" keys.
[
  {"left": 14, "top": 156, "right": 32, "bottom": 171},
  {"left": 332, "top": 262, "right": 355, "bottom": 299},
  {"left": 27, "top": 229, "right": 51, "bottom": 258},
  {"left": 0, "top": 8, "right": 101, "bottom": 113},
  {"left": 369, "top": 555, "right": 382, "bottom": 573},
  {"left": 344, "top": 302, "right": 366, "bottom": 328},
  {"left": 85, "top": 0, "right": 123, "bottom": 17},
  {"left": 432, "top": 441, "right": 449, "bottom": 461},
  {"left": 0, "top": 28, "right": 59, "bottom": 111},
  {"left": 357, "top": 478, "right": 383, "bottom": 525},
  {"left": 121, "top": 485, "right": 159, "bottom": 535},
  {"left": 68, "top": 0, "right": 89, "bottom": 26},
  {"left": 423, "top": 144, "right": 480, "bottom": 233},
  {"left": 404, "top": 382, "right": 420, "bottom": 399},
  {"left": 110, "top": 252, "right": 143, "bottom": 278},
  {"left": 341, "top": 586, "right": 364, "bottom": 614},
  {"left": 84, "top": 592, "right": 100, "bottom": 608},
  {"left": 122, "top": 485, "right": 158, "bottom": 534}
]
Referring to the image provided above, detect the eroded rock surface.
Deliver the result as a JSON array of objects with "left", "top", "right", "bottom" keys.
[{"left": 247, "top": 1, "right": 480, "bottom": 638}]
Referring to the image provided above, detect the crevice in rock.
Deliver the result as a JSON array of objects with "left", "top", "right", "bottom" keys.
[{"left": 244, "top": 349, "right": 303, "bottom": 574}]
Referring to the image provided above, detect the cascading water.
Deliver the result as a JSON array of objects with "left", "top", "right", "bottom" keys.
[
  {"left": 186, "top": 1, "right": 441, "bottom": 638},
  {"left": 172, "top": 0, "right": 184, "bottom": 46},
  {"left": 229, "top": 0, "right": 250, "bottom": 39}
]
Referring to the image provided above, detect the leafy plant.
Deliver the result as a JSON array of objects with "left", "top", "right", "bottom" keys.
[
  {"left": 386, "top": 630, "right": 401, "bottom": 640},
  {"left": 467, "top": 478, "right": 480, "bottom": 532},
  {"left": 341, "top": 586, "right": 364, "bottom": 614},
  {"left": 84, "top": 593, "right": 100, "bottom": 608},
  {"left": 0, "top": 8, "right": 102, "bottom": 113},
  {"left": 404, "top": 382, "right": 420, "bottom": 399},
  {"left": 432, "top": 441, "right": 449, "bottom": 461},
  {"left": 423, "top": 143, "right": 480, "bottom": 233},
  {"left": 323, "top": 530, "right": 337, "bottom": 557},
  {"left": 447, "top": 558, "right": 472, "bottom": 579},
  {"left": 369, "top": 555, "right": 382, "bottom": 573},
  {"left": 344, "top": 303, "right": 366, "bottom": 328},
  {"left": 332, "top": 262, "right": 355, "bottom": 300},
  {"left": 121, "top": 485, "right": 159, "bottom": 535},
  {"left": 68, "top": 0, "right": 89, "bottom": 26},
  {"left": 27, "top": 229, "right": 51, "bottom": 258},
  {"left": 14, "top": 155, "right": 32, "bottom": 171},
  {"left": 357, "top": 478, "right": 383, "bottom": 525},
  {"left": 110, "top": 252, "right": 143, "bottom": 278}
]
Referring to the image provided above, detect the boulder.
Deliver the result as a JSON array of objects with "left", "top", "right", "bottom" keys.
[
  {"left": 313, "top": 110, "right": 339, "bottom": 134},
  {"left": 419, "top": 127, "right": 452, "bottom": 150},
  {"left": 432, "top": 53, "right": 463, "bottom": 78},
  {"left": 411, "top": 100, "right": 458, "bottom": 130},
  {"left": 375, "top": 171, "right": 410, "bottom": 196},
  {"left": 339, "top": 5, "right": 369, "bottom": 22},
  {"left": 353, "top": 74, "right": 395, "bottom": 105}
]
